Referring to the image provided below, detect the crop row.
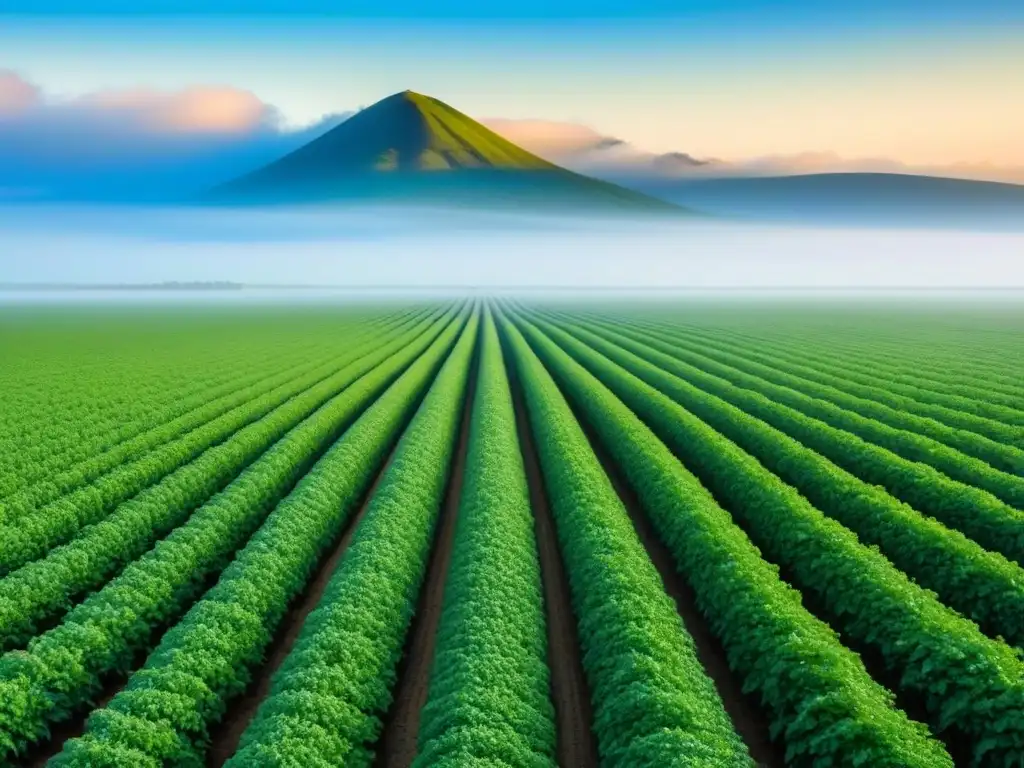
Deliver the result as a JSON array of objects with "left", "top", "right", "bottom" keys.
[
  {"left": 0, "top": 309, "right": 430, "bottom": 521},
  {"left": 47, "top": 311, "right": 469, "bottom": 766},
  {"left": 505, "top": 311, "right": 950, "bottom": 767},
  {"left": 571, "top": 314, "right": 1024, "bottom": 508},
  {"left": 0, "top": 310, "right": 466, "bottom": 761},
  {"left": 0, "top": 309, "right": 452, "bottom": 577},
  {"left": 501, "top": 314, "right": 753, "bottom": 766},
  {"left": 659, "top": 318, "right": 1024, "bottom": 411},
  {"left": 606, "top": 313, "right": 1023, "bottom": 455},
  {"left": 755, "top": 319, "right": 1024, "bottom": 396},
  {"left": 602, "top": 308, "right": 1024, "bottom": 397},
  {"left": 546, "top": 317, "right": 1024, "bottom": 649},
  {"left": 0, "top": 309, "right": 408, "bottom": 496},
  {"left": 414, "top": 311, "right": 556, "bottom": 766},
  {"left": 524, "top": 312, "right": 1024, "bottom": 765},
  {"left": 225, "top": 307, "right": 478, "bottom": 766},
  {"left": 664, "top": 319, "right": 1024, "bottom": 429},
  {"left": 0, "top": 310, "right": 453, "bottom": 653},
  {"left": 557, "top": 314, "right": 1024, "bottom": 566}
]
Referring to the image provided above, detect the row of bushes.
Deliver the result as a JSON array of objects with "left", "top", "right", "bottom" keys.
[
  {"left": 512, "top": 312, "right": 951, "bottom": 767},
  {"left": 226, "top": 310, "right": 477, "bottom": 766},
  {"left": 48, "top": 312, "right": 467, "bottom": 767},
  {"left": 564, "top": 314, "right": 1024, "bottom": 566},
  {"left": 0, "top": 310, "right": 451, "bottom": 577},
  {"left": 503, "top": 315, "right": 753, "bottom": 767},
  {"left": 0, "top": 309, "right": 428, "bottom": 518},
  {"left": 554, "top": 318, "right": 1024, "bottom": 651},
  {"left": 0, "top": 308, "right": 407, "bottom": 498},
  {"left": 583, "top": 314, "right": 1024, "bottom": 505},
  {"left": 611, "top": 313, "right": 1024, "bottom": 463},
  {"left": 531, "top": 314, "right": 1024, "bottom": 765},
  {"left": 413, "top": 311, "right": 557, "bottom": 766},
  {"left": 0, "top": 311, "right": 465, "bottom": 762}
]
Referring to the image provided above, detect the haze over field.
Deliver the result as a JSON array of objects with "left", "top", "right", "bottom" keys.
[{"left": 2, "top": 205, "right": 1023, "bottom": 290}]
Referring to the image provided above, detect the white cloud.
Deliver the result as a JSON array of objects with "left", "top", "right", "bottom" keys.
[
  {"left": 483, "top": 117, "right": 733, "bottom": 178},
  {"left": 484, "top": 117, "right": 1024, "bottom": 185},
  {"left": 75, "top": 85, "right": 275, "bottom": 134},
  {"left": 0, "top": 69, "right": 350, "bottom": 199},
  {"left": 481, "top": 118, "right": 609, "bottom": 157},
  {"left": 0, "top": 69, "right": 41, "bottom": 113},
  {"left": 0, "top": 73, "right": 287, "bottom": 161}
]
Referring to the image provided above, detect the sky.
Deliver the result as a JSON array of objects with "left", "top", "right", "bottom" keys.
[{"left": 1, "top": 2, "right": 1022, "bottom": 173}]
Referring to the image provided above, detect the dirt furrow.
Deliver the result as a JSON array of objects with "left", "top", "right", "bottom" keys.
[
  {"left": 18, "top": 679, "right": 124, "bottom": 768},
  {"left": 205, "top": 445, "right": 400, "bottom": 767},
  {"left": 17, "top": 562, "right": 229, "bottom": 767},
  {"left": 372, "top": 343, "right": 479, "bottom": 768},
  {"left": 572, "top": 409, "right": 785, "bottom": 768},
  {"left": 508, "top": 363, "right": 600, "bottom": 768}
]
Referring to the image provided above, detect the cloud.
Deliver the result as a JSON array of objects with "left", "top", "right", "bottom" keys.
[
  {"left": 0, "top": 70, "right": 350, "bottom": 200},
  {"left": 483, "top": 117, "right": 727, "bottom": 177},
  {"left": 485, "top": 117, "right": 1024, "bottom": 185},
  {"left": 481, "top": 118, "right": 609, "bottom": 158},
  {"left": 75, "top": 85, "right": 274, "bottom": 135},
  {"left": 0, "top": 70, "right": 41, "bottom": 113},
  {"left": 654, "top": 152, "right": 714, "bottom": 169}
]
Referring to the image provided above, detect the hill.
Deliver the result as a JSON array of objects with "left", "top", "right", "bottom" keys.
[
  {"left": 212, "top": 90, "right": 682, "bottom": 214},
  {"left": 608, "top": 172, "right": 1024, "bottom": 229}
]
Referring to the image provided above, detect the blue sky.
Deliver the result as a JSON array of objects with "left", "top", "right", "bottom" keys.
[
  {"left": 4, "top": 0, "right": 1024, "bottom": 19},
  {"left": 1, "top": 2, "right": 1022, "bottom": 168}
]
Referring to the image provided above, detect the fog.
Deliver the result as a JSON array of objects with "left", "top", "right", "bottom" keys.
[{"left": 1, "top": 204, "right": 1022, "bottom": 292}]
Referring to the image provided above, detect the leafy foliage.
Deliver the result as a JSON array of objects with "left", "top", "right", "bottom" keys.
[
  {"left": 525, "top": 314, "right": 1024, "bottom": 766},
  {"left": 508, "top": 312, "right": 951, "bottom": 767},
  {"left": 0, "top": 311, "right": 449, "bottom": 654},
  {"left": 414, "top": 311, "right": 556, "bottom": 767},
  {"left": 226, "top": 311, "right": 477, "bottom": 767},
  {"left": 503, "top": 315, "right": 753, "bottom": 767},
  {"left": 0, "top": 311, "right": 447, "bottom": 577},
  {"left": 623, "top": 315, "right": 1024, "bottom": 450},
  {"left": 561, "top": 315, "right": 1024, "bottom": 566},
  {"left": 0, "top": 309, "right": 428, "bottom": 522},
  {"left": 0, "top": 312, "right": 464, "bottom": 763},
  {"left": 3, "top": 300, "right": 1024, "bottom": 767},
  {"left": 647, "top": 316, "right": 1024, "bottom": 424},
  {"left": 551, "top": 317, "right": 1024, "bottom": 649},
  {"left": 583, "top": 315, "right": 1024, "bottom": 501}
]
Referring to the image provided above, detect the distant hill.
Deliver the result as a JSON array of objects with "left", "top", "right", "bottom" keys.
[
  {"left": 211, "top": 91, "right": 682, "bottom": 214},
  {"left": 609, "top": 172, "right": 1024, "bottom": 229}
]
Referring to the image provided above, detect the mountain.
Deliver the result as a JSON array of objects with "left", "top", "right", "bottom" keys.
[
  {"left": 609, "top": 172, "right": 1024, "bottom": 229},
  {"left": 211, "top": 90, "right": 681, "bottom": 214}
]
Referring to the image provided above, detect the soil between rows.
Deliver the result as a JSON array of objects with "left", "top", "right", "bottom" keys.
[
  {"left": 19, "top": 678, "right": 124, "bottom": 768},
  {"left": 507, "top": 361, "right": 600, "bottom": 768},
  {"left": 204, "top": 441, "right": 400, "bottom": 767},
  {"left": 12, "top": 324, "right": 445, "bottom": 764},
  {"left": 17, "top": 560, "right": 232, "bottom": 767},
  {"left": 206, "top": 320, "right": 466, "bottom": 765},
  {"left": 373, "top": 338, "right": 480, "bottom": 768},
  {"left": 566, "top": 395, "right": 786, "bottom": 768}
]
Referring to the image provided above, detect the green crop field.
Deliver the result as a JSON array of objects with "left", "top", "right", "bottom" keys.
[{"left": 0, "top": 298, "right": 1022, "bottom": 767}]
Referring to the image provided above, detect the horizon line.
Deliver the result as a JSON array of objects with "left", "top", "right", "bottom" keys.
[{"left": 3, "top": 283, "right": 1024, "bottom": 293}]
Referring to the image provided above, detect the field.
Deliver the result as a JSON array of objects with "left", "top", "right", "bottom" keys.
[{"left": 0, "top": 298, "right": 1023, "bottom": 767}]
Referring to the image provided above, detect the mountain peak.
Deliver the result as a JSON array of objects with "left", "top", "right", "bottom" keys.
[{"left": 212, "top": 91, "right": 684, "bottom": 213}]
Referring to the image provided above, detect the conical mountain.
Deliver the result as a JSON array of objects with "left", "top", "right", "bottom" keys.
[{"left": 213, "top": 90, "right": 684, "bottom": 213}]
